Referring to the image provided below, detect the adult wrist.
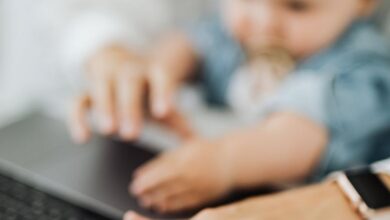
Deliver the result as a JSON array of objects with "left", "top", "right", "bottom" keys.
[
  {"left": 321, "top": 182, "right": 364, "bottom": 220},
  {"left": 329, "top": 169, "right": 390, "bottom": 220}
]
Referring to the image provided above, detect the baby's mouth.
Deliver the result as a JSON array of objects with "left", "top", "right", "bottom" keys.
[
  {"left": 241, "top": 35, "right": 293, "bottom": 60},
  {"left": 245, "top": 46, "right": 294, "bottom": 64}
]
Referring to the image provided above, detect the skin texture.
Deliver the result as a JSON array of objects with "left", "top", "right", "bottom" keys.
[
  {"left": 125, "top": 174, "right": 390, "bottom": 220},
  {"left": 124, "top": 182, "right": 365, "bottom": 220},
  {"left": 124, "top": 0, "right": 376, "bottom": 213},
  {"left": 69, "top": 34, "right": 197, "bottom": 143},
  {"left": 224, "top": 0, "right": 377, "bottom": 59},
  {"left": 130, "top": 112, "right": 327, "bottom": 213},
  {"left": 68, "top": 0, "right": 379, "bottom": 217}
]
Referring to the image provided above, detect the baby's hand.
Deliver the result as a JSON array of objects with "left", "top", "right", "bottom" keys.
[
  {"left": 69, "top": 45, "right": 191, "bottom": 143},
  {"left": 130, "top": 138, "right": 236, "bottom": 213}
]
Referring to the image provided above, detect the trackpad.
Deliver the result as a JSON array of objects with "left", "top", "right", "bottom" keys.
[{"left": 34, "top": 138, "right": 164, "bottom": 216}]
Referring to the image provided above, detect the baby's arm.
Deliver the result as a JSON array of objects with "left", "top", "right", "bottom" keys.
[
  {"left": 221, "top": 111, "right": 328, "bottom": 189},
  {"left": 130, "top": 111, "right": 327, "bottom": 213}
]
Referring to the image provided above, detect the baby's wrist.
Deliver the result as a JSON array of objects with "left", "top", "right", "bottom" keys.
[{"left": 215, "top": 134, "right": 270, "bottom": 190}]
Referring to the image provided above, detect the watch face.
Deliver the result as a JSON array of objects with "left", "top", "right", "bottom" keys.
[{"left": 346, "top": 168, "right": 390, "bottom": 210}]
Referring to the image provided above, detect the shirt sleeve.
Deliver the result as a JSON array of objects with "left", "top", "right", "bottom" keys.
[{"left": 261, "top": 56, "right": 390, "bottom": 180}]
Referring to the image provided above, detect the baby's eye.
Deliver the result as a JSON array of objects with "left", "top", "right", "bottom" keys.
[{"left": 285, "top": 0, "right": 311, "bottom": 12}]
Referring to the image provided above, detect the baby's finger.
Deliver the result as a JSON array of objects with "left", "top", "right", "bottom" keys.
[
  {"left": 139, "top": 182, "right": 191, "bottom": 213},
  {"left": 157, "top": 191, "right": 202, "bottom": 214},
  {"left": 90, "top": 73, "right": 117, "bottom": 135},
  {"left": 148, "top": 66, "right": 178, "bottom": 119},
  {"left": 158, "top": 109, "right": 195, "bottom": 140},
  {"left": 116, "top": 64, "right": 145, "bottom": 140},
  {"left": 69, "top": 94, "right": 92, "bottom": 143},
  {"left": 132, "top": 152, "right": 172, "bottom": 178},
  {"left": 131, "top": 157, "right": 178, "bottom": 196}
]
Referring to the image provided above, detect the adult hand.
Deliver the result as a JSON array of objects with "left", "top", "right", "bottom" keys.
[{"left": 69, "top": 44, "right": 192, "bottom": 143}]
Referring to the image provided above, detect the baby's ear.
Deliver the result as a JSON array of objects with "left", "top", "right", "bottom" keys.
[{"left": 358, "top": 0, "right": 379, "bottom": 17}]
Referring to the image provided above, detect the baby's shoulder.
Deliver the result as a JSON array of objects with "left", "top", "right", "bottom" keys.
[
  {"left": 301, "top": 21, "right": 390, "bottom": 77},
  {"left": 334, "top": 21, "right": 390, "bottom": 67}
]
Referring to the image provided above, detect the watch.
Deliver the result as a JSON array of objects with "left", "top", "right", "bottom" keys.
[{"left": 329, "top": 167, "right": 390, "bottom": 220}]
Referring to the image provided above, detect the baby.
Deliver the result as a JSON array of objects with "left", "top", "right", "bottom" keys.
[{"left": 69, "top": 0, "right": 390, "bottom": 215}]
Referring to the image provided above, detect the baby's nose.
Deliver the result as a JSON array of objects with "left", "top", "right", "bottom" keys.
[{"left": 252, "top": 2, "right": 282, "bottom": 38}]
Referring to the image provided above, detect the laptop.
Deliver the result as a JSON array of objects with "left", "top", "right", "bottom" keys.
[
  {"left": 0, "top": 112, "right": 198, "bottom": 219},
  {"left": 0, "top": 112, "right": 272, "bottom": 220}
]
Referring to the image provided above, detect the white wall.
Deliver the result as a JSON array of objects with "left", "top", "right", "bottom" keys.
[{"left": 0, "top": 0, "right": 3, "bottom": 67}]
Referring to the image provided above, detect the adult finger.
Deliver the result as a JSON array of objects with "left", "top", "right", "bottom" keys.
[
  {"left": 116, "top": 64, "right": 145, "bottom": 140},
  {"left": 69, "top": 94, "right": 92, "bottom": 143},
  {"left": 158, "top": 109, "right": 195, "bottom": 140},
  {"left": 148, "top": 65, "right": 178, "bottom": 119},
  {"left": 90, "top": 72, "right": 117, "bottom": 135}
]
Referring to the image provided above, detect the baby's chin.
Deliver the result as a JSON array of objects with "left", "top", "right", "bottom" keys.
[
  {"left": 244, "top": 46, "right": 295, "bottom": 68},
  {"left": 242, "top": 42, "right": 291, "bottom": 58}
]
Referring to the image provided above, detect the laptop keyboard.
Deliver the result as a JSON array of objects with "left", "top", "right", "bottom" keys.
[{"left": 0, "top": 172, "right": 115, "bottom": 220}]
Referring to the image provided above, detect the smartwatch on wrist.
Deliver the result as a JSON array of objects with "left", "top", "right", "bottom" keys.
[{"left": 329, "top": 167, "right": 390, "bottom": 220}]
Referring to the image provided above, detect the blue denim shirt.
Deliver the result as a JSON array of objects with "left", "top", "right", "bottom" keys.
[{"left": 187, "top": 17, "right": 390, "bottom": 181}]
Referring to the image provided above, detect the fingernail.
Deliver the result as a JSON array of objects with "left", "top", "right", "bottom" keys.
[
  {"left": 74, "top": 133, "right": 87, "bottom": 144},
  {"left": 131, "top": 182, "right": 141, "bottom": 195},
  {"left": 153, "top": 100, "right": 168, "bottom": 118},
  {"left": 120, "top": 122, "right": 137, "bottom": 140},
  {"left": 100, "top": 116, "right": 114, "bottom": 134},
  {"left": 140, "top": 198, "right": 153, "bottom": 208},
  {"left": 123, "top": 211, "right": 136, "bottom": 220},
  {"left": 131, "top": 180, "right": 146, "bottom": 195},
  {"left": 72, "top": 127, "right": 87, "bottom": 144}
]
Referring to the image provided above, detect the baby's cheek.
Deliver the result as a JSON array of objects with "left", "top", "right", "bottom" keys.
[
  {"left": 223, "top": 0, "right": 255, "bottom": 44},
  {"left": 289, "top": 40, "right": 315, "bottom": 59},
  {"left": 284, "top": 16, "right": 353, "bottom": 58},
  {"left": 284, "top": 29, "right": 328, "bottom": 59}
]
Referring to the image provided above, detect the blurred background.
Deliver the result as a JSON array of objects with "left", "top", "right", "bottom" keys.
[
  {"left": 0, "top": 0, "right": 217, "bottom": 127},
  {"left": 0, "top": 0, "right": 390, "bottom": 128}
]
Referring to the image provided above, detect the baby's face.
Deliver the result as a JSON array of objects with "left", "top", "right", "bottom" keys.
[{"left": 224, "top": 0, "right": 376, "bottom": 59}]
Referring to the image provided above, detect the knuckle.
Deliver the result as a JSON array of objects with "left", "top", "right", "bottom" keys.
[
  {"left": 118, "top": 62, "right": 145, "bottom": 80},
  {"left": 87, "top": 65, "right": 108, "bottom": 80}
]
